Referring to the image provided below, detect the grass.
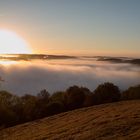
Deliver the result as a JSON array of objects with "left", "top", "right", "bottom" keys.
[{"left": 0, "top": 100, "right": 140, "bottom": 140}]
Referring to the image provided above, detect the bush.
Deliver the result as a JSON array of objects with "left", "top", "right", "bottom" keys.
[
  {"left": 122, "top": 85, "right": 140, "bottom": 100},
  {"left": 93, "top": 83, "right": 121, "bottom": 104}
]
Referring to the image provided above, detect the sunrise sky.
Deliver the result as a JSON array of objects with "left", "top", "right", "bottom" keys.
[{"left": 0, "top": 0, "right": 140, "bottom": 57}]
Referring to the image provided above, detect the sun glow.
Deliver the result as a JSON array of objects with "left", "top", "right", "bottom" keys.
[{"left": 0, "top": 29, "right": 32, "bottom": 54}]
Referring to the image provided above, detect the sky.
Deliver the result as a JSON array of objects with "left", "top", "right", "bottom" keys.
[{"left": 0, "top": 0, "right": 140, "bottom": 57}]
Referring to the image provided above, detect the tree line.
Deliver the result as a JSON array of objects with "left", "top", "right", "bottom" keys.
[{"left": 0, "top": 82, "right": 140, "bottom": 129}]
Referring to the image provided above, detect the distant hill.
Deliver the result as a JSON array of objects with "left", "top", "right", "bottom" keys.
[
  {"left": 0, "top": 100, "right": 140, "bottom": 140},
  {"left": 0, "top": 54, "right": 140, "bottom": 65},
  {"left": 0, "top": 54, "right": 77, "bottom": 61},
  {"left": 97, "top": 56, "right": 140, "bottom": 65}
]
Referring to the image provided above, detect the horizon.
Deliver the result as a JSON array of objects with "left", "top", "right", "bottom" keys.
[{"left": 0, "top": 52, "right": 140, "bottom": 58}]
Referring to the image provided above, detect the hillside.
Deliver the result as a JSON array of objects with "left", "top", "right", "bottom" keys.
[{"left": 0, "top": 100, "right": 140, "bottom": 140}]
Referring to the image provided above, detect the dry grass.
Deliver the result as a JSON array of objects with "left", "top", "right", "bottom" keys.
[{"left": 0, "top": 100, "right": 140, "bottom": 140}]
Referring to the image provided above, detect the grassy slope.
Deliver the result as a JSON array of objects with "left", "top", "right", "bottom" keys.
[{"left": 0, "top": 100, "right": 140, "bottom": 140}]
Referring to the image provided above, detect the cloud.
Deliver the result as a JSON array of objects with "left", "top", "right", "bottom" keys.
[{"left": 0, "top": 59, "right": 140, "bottom": 95}]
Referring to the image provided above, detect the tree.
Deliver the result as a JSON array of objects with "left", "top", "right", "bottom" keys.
[
  {"left": 65, "top": 86, "right": 86, "bottom": 110},
  {"left": 93, "top": 82, "right": 120, "bottom": 104},
  {"left": 83, "top": 93, "right": 94, "bottom": 107},
  {"left": 0, "top": 91, "right": 17, "bottom": 127},
  {"left": 122, "top": 85, "right": 140, "bottom": 100},
  {"left": 20, "top": 94, "right": 38, "bottom": 121},
  {"left": 50, "top": 91, "right": 65, "bottom": 104},
  {"left": 45, "top": 101, "right": 65, "bottom": 116},
  {"left": 37, "top": 89, "right": 50, "bottom": 101},
  {"left": 35, "top": 90, "right": 50, "bottom": 118}
]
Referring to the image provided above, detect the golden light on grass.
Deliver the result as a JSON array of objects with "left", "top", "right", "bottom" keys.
[{"left": 0, "top": 29, "right": 32, "bottom": 54}]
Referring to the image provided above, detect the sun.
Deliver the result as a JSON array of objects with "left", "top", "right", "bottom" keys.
[{"left": 0, "top": 29, "right": 32, "bottom": 54}]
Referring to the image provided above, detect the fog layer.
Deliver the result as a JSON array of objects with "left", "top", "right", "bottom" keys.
[{"left": 0, "top": 58, "right": 140, "bottom": 95}]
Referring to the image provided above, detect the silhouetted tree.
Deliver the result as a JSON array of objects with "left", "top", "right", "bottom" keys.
[
  {"left": 93, "top": 82, "right": 120, "bottom": 104},
  {"left": 45, "top": 101, "right": 65, "bottom": 116},
  {"left": 50, "top": 91, "right": 66, "bottom": 104},
  {"left": 20, "top": 94, "right": 38, "bottom": 121},
  {"left": 122, "top": 85, "right": 140, "bottom": 100},
  {"left": 35, "top": 90, "right": 50, "bottom": 118},
  {"left": 0, "top": 91, "right": 17, "bottom": 126},
  {"left": 1, "top": 83, "right": 140, "bottom": 129},
  {"left": 65, "top": 86, "right": 86, "bottom": 110},
  {"left": 83, "top": 93, "right": 94, "bottom": 107},
  {"left": 37, "top": 89, "right": 50, "bottom": 101}
]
